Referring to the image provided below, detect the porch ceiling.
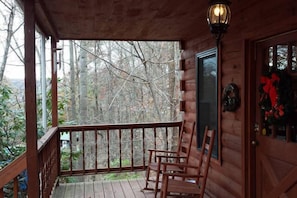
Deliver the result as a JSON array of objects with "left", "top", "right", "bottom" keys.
[{"left": 29, "top": 0, "right": 209, "bottom": 41}]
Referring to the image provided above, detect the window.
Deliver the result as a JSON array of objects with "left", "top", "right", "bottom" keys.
[
  {"left": 262, "top": 42, "right": 297, "bottom": 142},
  {"left": 268, "top": 43, "right": 297, "bottom": 73},
  {"left": 196, "top": 48, "right": 218, "bottom": 158}
]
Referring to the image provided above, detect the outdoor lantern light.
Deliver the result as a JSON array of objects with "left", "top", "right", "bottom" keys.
[{"left": 207, "top": 0, "right": 231, "bottom": 46}]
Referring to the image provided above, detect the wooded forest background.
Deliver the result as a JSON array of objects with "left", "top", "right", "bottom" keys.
[{"left": 0, "top": 0, "right": 182, "bottom": 165}]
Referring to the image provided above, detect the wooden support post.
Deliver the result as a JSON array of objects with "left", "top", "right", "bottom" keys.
[
  {"left": 51, "top": 39, "right": 60, "bottom": 178},
  {"left": 51, "top": 38, "right": 58, "bottom": 127},
  {"left": 24, "top": 0, "right": 39, "bottom": 197}
]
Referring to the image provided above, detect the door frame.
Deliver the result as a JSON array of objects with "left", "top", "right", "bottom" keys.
[
  {"left": 245, "top": 29, "right": 297, "bottom": 198},
  {"left": 244, "top": 39, "right": 257, "bottom": 198}
]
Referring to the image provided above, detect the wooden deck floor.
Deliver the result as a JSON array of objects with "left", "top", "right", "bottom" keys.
[
  {"left": 52, "top": 176, "right": 212, "bottom": 198},
  {"left": 52, "top": 178, "right": 156, "bottom": 198}
]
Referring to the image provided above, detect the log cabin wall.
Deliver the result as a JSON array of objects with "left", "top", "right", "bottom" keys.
[{"left": 181, "top": 0, "right": 297, "bottom": 197}]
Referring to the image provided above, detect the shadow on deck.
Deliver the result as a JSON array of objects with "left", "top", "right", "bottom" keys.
[{"left": 52, "top": 176, "right": 155, "bottom": 198}]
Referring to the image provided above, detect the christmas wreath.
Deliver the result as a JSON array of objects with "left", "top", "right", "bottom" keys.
[
  {"left": 222, "top": 83, "right": 240, "bottom": 112},
  {"left": 258, "top": 69, "right": 293, "bottom": 125}
]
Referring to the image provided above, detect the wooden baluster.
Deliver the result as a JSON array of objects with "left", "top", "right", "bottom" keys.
[
  {"left": 154, "top": 127, "right": 157, "bottom": 162},
  {"left": 13, "top": 177, "right": 18, "bottom": 197},
  {"left": 131, "top": 127, "right": 134, "bottom": 171},
  {"left": 165, "top": 127, "right": 169, "bottom": 151},
  {"left": 95, "top": 129, "right": 98, "bottom": 173},
  {"left": 57, "top": 131, "right": 61, "bottom": 179},
  {"left": 82, "top": 130, "right": 85, "bottom": 173},
  {"left": 107, "top": 128, "right": 110, "bottom": 171},
  {"left": 142, "top": 127, "right": 145, "bottom": 169},
  {"left": 70, "top": 130, "right": 73, "bottom": 174},
  {"left": 119, "top": 128, "right": 122, "bottom": 171},
  {"left": 0, "top": 187, "right": 4, "bottom": 198}
]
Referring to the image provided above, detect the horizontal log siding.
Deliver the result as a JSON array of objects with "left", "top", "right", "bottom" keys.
[
  {"left": 182, "top": 33, "right": 243, "bottom": 196},
  {"left": 181, "top": 1, "right": 297, "bottom": 197}
]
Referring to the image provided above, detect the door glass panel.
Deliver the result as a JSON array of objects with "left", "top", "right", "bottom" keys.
[
  {"left": 276, "top": 125, "right": 286, "bottom": 141},
  {"left": 268, "top": 46, "right": 273, "bottom": 67},
  {"left": 277, "top": 45, "right": 288, "bottom": 70},
  {"left": 292, "top": 44, "right": 297, "bottom": 72},
  {"left": 262, "top": 43, "right": 297, "bottom": 143}
]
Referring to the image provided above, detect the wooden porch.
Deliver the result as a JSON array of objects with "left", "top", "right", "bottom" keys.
[
  {"left": 0, "top": 122, "right": 187, "bottom": 197},
  {"left": 52, "top": 177, "right": 153, "bottom": 198},
  {"left": 52, "top": 176, "right": 211, "bottom": 198}
]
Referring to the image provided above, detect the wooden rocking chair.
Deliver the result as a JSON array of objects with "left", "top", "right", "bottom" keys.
[
  {"left": 160, "top": 126, "right": 215, "bottom": 198},
  {"left": 144, "top": 120, "right": 195, "bottom": 198}
]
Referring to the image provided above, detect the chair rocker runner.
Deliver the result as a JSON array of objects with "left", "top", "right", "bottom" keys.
[
  {"left": 160, "top": 126, "right": 215, "bottom": 198},
  {"left": 144, "top": 120, "right": 196, "bottom": 198}
]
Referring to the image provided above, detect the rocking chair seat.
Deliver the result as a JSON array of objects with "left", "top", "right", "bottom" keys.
[{"left": 166, "top": 179, "right": 202, "bottom": 195}]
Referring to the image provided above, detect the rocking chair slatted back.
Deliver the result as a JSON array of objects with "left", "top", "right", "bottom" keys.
[
  {"left": 144, "top": 120, "right": 196, "bottom": 198},
  {"left": 160, "top": 126, "right": 215, "bottom": 198}
]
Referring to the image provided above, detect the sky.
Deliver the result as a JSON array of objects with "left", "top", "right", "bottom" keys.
[{"left": 0, "top": 1, "right": 52, "bottom": 81}]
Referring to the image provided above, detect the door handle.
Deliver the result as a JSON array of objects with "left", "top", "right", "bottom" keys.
[
  {"left": 254, "top": 123, "right": 259, "bottom": 132},
  {"left": 251, "top": 140, "right": 258, "bottom": 146}
]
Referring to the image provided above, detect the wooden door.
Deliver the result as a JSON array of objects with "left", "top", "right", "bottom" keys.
[{"left": 254, "top": 32, "right": 297, "bottom": 198}]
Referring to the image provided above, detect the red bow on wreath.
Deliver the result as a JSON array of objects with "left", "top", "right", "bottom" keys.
[
  {"left": 260, "top": 73, "right": 279, "bottom": 107},
  {"left": 259, "top": 70, "right": 293, "bottom": 125}
]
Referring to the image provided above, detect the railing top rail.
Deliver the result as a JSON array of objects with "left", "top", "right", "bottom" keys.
[
  {"left": 38, "top": 127, "right": 59, "bottom": 152},
  {"left": 0, "top": 152, "right": 27, "bottom": 189},
  {"left": 58, "top": 121, "right": 182, "bottom": 131},
  {"left": 0, "top": 127, "right": 59, "bottom": 190}
]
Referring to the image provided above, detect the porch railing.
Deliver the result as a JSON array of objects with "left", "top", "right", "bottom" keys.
[
  {"left": 0, "top": 121, "right": 181, "bottom": 198},
  {"left": 0, "top": 152, "right": 26, "bottom": 197},
  {"left": 58, "top": 121, "right": 182, "bottom": 176},
  {"left": 38, "top": 127, "right": 60, "bottom": 197}
]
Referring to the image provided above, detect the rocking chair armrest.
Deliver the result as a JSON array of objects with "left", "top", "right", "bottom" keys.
[
  {"left": 161, "top": 162, "right": 198, "bottom": 170},
  {"left": 162, "top": 171, "right": 203, "bottom": 179},
  {"left": 155, "top": 155, "right": 186, "bottom": 159},
  {"left": 148, "top": 149, "right": 177, "bottom": 154}
]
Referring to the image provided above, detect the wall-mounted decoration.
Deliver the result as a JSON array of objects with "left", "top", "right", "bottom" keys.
[{"left": 222, "top": 83, "right": 240, "bottom": 112}]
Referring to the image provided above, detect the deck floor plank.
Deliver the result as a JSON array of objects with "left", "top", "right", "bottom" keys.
[
  {"left": 102, "top": 181, "right": 115, "bottom": 198},
  {"left": 84, "top": 181, "right": 95, "bottom": 198},
  {"left": 52, "top": 183, "right": 65, "bottom": 197},
  {"left": 74, "top": 182, "right": 85, "bottom": 198},
  {"left": 136, "top": 179, "right": 155, "bottom": 198},
  {"left": 94, "top": 181, "right": 104, "bottom": 198},
  {"left": 120, "top": 179, "right": 136, "bottom": 198},
  {"left": 128, "top": 179, "right": 146, "bottom": 198},
  {"left": 53, "top": 178, "right": 199, "bottom": 198},
  {"left": 111, "top": 181, "right": 126, "bottom": 198},
  {"left": 64, "top": 183, "right": 76, "bottom": 197}
]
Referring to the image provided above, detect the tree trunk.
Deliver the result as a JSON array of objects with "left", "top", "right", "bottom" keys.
[
  {"left": 168, "top": 42, "right": 179, "bottom": 151},
  {"left": 69, "top": 40, "right": 77, "bottom": 122},
  {"left": 0, "top": 4, "right": 15, "bottom": 82},
  {"left": 79, "top": 40, "right": 88, "bottom": 124}
]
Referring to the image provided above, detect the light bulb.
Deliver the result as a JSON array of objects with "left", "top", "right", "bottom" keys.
[{"left": 214, "top": 5, "right": 224, "bottom": 16}]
